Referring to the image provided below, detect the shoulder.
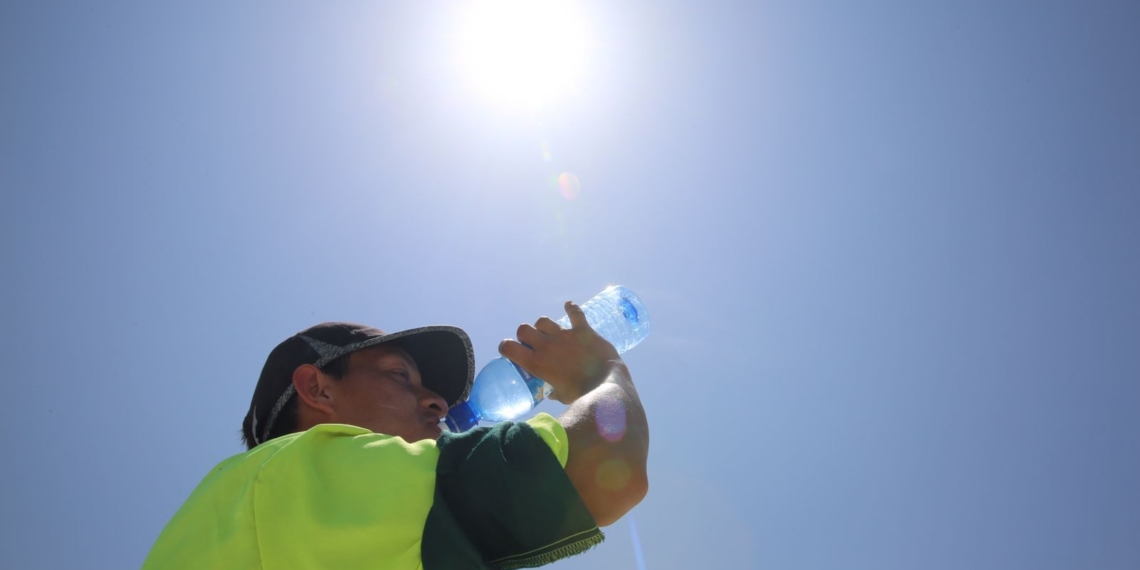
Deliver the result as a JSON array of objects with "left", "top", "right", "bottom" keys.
[
  {"left": 260, "top": 423, "right": 441, "bottom": 470},
  {"left": 234, "top": 424, "right": 444, "bottom": 504},
  {"left": 435, "top": 413, "right": 569, "bottom": 473},
  {"left": 251, "top": 424, "right": 443, "bottom": 539},
  {"left": 423, "top": 413, "right": 602, "bottom": 569}
]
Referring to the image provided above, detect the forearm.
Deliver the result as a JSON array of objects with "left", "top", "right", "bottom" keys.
[{"left": 559, "top": 360, "right": 650, "bottom": 527}]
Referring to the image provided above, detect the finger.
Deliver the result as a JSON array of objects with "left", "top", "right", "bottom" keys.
[
  {"left": 516, "top": 323, "right": 547, "bottom": 347},
  {"left": 565, "top": 300, "right": 589, "bottom": 330},
  {"left": 498, "top": 339, "right": 534, "bottom": 369},
  {"left": 534, "top": 316, "right": 562, "bottom": 335}
]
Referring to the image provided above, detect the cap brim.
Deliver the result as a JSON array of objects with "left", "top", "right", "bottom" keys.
[{"left": 348, "top": 325, "right": 474, "bottom": 408}]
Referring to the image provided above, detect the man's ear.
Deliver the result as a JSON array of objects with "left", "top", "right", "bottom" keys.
[{"left": 293, "top": 364, "right": 335, "bottom": 417}]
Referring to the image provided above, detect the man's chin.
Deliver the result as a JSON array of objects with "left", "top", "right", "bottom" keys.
[{"left": 404, "top": 424, "right": 443, "bottom": 442}]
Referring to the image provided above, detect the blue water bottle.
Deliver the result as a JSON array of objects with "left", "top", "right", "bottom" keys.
[{"left": 444, "top": 285, "right": 650, "bottom": 432}]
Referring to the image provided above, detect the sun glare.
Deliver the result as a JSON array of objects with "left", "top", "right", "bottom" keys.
[{"left": 455, "top": 0, "right": 590, "bottom": 107}]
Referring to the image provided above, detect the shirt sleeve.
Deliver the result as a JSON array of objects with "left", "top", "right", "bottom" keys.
[
  {"left": 421, "top": 414, "right": 603, "bottom": 569},
  {"left": 523, "top": 413, "right": 570, "bottom": 468}
]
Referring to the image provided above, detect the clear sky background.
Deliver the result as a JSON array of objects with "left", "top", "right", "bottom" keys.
[{"left": 2, "top": 1, "right": 1138, "bottom": 569}]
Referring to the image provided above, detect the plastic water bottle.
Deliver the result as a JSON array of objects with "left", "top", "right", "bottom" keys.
[{"left": 444, "top": 285, "right": 650, "bottom": 432}]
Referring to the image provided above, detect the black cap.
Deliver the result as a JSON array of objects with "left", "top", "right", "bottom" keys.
[{"left": 244, "top": 322, "right": 474, "bottom": 447}]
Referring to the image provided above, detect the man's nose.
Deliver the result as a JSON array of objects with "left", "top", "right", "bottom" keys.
[{"left": 421, "top": 388, "right": 449, "bottom": 417}]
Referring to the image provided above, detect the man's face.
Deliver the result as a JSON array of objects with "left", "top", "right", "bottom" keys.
[{"left": 323, "top": 345, "right": 449, "bottom": 442}]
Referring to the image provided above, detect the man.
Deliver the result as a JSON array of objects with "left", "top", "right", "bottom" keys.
[{"left": 143, "top": 301, "right": 650, "bottom": 569}]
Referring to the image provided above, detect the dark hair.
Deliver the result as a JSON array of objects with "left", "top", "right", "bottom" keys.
[{"left": 240, "top": 353, "right": 353, "bottom": 450}]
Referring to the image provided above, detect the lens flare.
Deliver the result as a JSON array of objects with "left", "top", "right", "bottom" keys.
[
  {"left": 629, "top": 514, "right": 647, "bottom": 570},
  {"left": 595, "top": 458, "right": 632, "bottom": 491},
  {"left": 558, "top": 172, "right": 581, "bottom": 200},
  {"left": 594, "top": 397, "right": 627, "bottom": 442}
]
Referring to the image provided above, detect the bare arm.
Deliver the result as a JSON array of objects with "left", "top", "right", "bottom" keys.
[
  {"left": 555, "top": 359, "right": 649, "bottom": 526},
  {"left": 499, "top": 301, "right": 650, "bottom": 527}
]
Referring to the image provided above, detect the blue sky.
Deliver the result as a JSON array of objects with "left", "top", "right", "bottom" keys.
[{"left": 2, "top": 1, "right": 1138, "bottom": 569}]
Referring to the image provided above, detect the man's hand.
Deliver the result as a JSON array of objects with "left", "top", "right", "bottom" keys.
[
  {"left": 498, "top": 301, "right": 621, "bottom": 404},
  {"left": 499, "top": 299, "right": 650, "bottom": 527}
]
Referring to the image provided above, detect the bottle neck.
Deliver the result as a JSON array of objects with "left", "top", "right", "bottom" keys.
[{"left": 444, "top": 400, "right": 480, "bottom": 432}]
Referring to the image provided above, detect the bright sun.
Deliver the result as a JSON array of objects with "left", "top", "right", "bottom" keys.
[{"left": 454, "top": 0, "right": 590, "bottom": 107}]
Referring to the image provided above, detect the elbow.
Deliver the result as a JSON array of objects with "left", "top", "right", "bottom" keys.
[
  {"left": 627, "top": 468, "right": 649, "bottom": 510},
  {"left": 590, "top": 467, "right": 649, "bottom": 527}
]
